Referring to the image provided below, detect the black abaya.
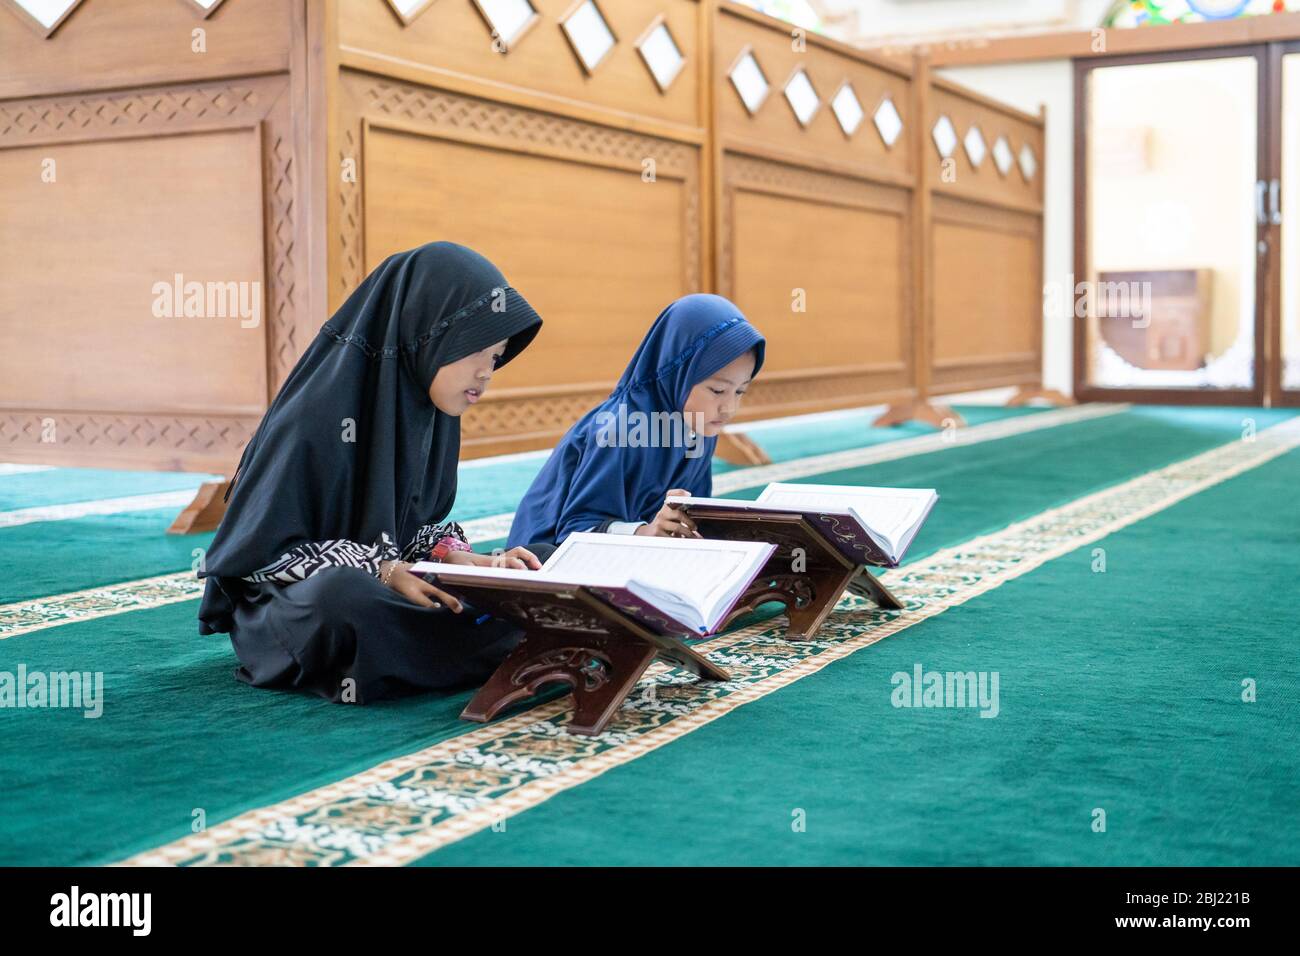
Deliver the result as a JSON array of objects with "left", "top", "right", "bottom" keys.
[
  {"left": 197, "top": 242, "right": 544, "bottom": 703},
  {"left": 227, "top": 566, "right": 523, "bottom": 703}
]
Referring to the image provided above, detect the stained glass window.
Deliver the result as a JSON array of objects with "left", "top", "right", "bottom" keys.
[{"left": 1100, "top": 0, "right": 1292, "bottom": 29}]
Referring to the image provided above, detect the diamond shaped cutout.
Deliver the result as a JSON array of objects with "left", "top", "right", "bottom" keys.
[
  {"left": 993, "top": 135, "right": 1014, "bottom": 176},
  {"left": 183, "top": 0, "right": 228, "bottom": 17},
  {"left": 783, "top": 68, "right": 820, "bottom": 128},
  {"left": 471, "top": 0, "right": 539, "bottom": 51},
  {"left": 637, "top": 18, "right": 685, "bottom": 92},
  {"left": 830, "top": 83, "right": 864, "bottom": 137},
  {"left": 729, "top": 49, "right": 770, "bottom": 116},
  {"left": 561, "top": 0, "right": 617, "bottom": 74},
  {"left": 1018, "top": 143, "right": 1038, "bottom": 182},
  {"left": 385, "top": 0, "right": 435, "bottom": 26},
  {"left": 873, "top": 96, "right": 903, "bottom": 148},
  {"left": 5, "top": 0, "right": 85, "bottom": 37},
  {"left": 963, "top": 124, "right": 987, "bottom": 168},
  {"left": 931, "top": 115, "right": 958, "bottom": 159}
]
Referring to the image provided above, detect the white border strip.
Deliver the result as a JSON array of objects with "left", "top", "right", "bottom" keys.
[{"left": 0, "top": 490, "right": 198, "bottom": 528}]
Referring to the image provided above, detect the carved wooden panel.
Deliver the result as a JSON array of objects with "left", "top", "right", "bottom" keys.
[
  {"left": 713, "top": 2, "right": 914, "bottom": 185},
  {"left": 0, "top": 74, "right": 301, "bottom": 471},
  {"left": 339, "top": 0, "right": 703, "bottom": 130},
  {"left": 719, "top": 151, "right": 915, "bottom": 418},
  {"left": 930, "top": 194, "right": 1042, "bottom": 393},
  {"left": 339, "top": 67, "right": 702, "bottom": 457},
  {"left": 0, "top": 128, "right": 267, "bottom": 413},
  {"left": 926, "top": 79, "right": 1044, "bottom": 214},
  {"left": 0, "top": 0, "right": 293, "bottom": 101},
  {"left": 919, "top": 77, "right": 1045, "bottom": 396},
  {"left": 0, "top": 412, "right": 256, "bottom": 474}
]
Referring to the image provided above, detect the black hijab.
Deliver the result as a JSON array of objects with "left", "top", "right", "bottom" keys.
[{"left": 197, "top": 242, "right": 542, "bottom": 634}]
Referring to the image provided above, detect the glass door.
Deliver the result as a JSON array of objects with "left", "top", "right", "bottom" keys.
[{"left": 1075, "top": 48, "right": 1268, "bottom": 404}]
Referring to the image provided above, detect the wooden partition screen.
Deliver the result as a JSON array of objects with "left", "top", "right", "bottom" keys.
[
  {"left": 329, "top": 0, "right": 709, "bottom": 459},
  {"left": 710, "top": 1, "right": 918, "bottom": 422},
  {"left": 0, "top": 0, "right": 318, "bottom": 474},
  {"left": 919, "top": 70, "right": 1058, "bottom": 408},
  {"left": 0, "top": 0, "right": 1054, "bottom": 511}
]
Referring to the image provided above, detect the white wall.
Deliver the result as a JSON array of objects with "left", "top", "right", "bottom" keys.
[{"left": 939, "top": 60, "right": 1076, "bottom": 396}]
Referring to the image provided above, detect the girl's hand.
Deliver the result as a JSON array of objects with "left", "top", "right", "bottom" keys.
[
  {"left": 379, "top": 560, "right": 463, "bottom": 612},
  {"left": 635, "top": 489, "right": 701, "bottom": 538},
  {"left": 488, "top": 546, "right": 542, "bottom": 570},
  {"left": 441, "top": 547, "right": 542, "bottom": 571}
]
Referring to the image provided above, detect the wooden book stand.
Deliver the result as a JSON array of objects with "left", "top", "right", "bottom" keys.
[
  {"left": 684, "top": 508, "right": 905, "bottom": 640},
  {"left": 431, "top": 575, "right": 731, "bottom": 737}
]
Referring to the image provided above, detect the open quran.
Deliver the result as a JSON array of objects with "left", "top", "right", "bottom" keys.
[
  {"left": 411, "top": 531, "right": 775, "bottom": 637},
  {"left": 668, "top": 482, "right": 938, "bottom": 567},
  {"left": 414, "top": 533, "right": 776, "bottom": 737}
]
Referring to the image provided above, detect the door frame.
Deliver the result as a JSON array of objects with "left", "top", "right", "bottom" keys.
[
  {"left": 1072, "top": 44, "right": 1270, "bottom": 406},
  {"left": 1267, "top": 40, "right": 1300, "bottom": 407}
]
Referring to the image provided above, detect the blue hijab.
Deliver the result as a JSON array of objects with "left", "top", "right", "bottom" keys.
[{"left": 507, "top": 294, "right": 764, "bottom": 547}]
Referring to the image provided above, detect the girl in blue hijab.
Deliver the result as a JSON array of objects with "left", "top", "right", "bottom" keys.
[{"left": 508, "top": 294, "right": 764, "bottom": 547}]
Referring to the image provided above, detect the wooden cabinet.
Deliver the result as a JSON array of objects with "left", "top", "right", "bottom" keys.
[{"left": 1098, "top": 269, "right": 1213, "bottom": 371}]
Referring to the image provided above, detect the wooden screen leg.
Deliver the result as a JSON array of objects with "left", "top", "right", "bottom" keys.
[
  {"left": 873, "top": 401, "right": 965, "bottom": 430},
  {"left": 713, "top": 430, "right": 772, "bottom": 466},
  {"left": 462, "top": 631, "right": 660, "bottom": 737},
  {"left": 1007, "top": 386, "right": 1075, "bottom": 407},
  {"left": 166, "top": 480, "right": 230, "bottom": 535},
  {"left": 846, "top": 567, "right": 904, "bottom": 610}
]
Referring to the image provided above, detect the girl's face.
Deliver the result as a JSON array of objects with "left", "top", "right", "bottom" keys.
[
  {"left": 428, "top": 338, "right": 508, "bottom": 416},
  {"left": 682, "top": 350, "right": 757, "bottom": 438}
]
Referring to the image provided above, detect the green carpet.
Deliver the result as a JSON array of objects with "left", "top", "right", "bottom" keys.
[
  {"left": 423, "top": 437, "right": 1300, "bottom": 866},
  {"left": 0, "top": 404, "right": 1294, "bottom": 865},
  {"left": 0, "top": 509, "right": 208, "bottom": 605}
]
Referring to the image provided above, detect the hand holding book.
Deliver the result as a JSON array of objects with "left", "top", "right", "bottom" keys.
[
  {"left": 441, "top": 547, "right": 543, "bottom": 571},
  {"left": 378, "top": 559, "right": 464, "bottom": 612},
  {"left": 381, "top": 547, "right": 543, "bottom": 610},
  {"left": 634, "top": 489, "right": 702, "bottom": 538}
]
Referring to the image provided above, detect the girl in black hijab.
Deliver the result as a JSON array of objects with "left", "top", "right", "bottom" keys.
[{"left": 197, "top": 242, "right": 543, "bottom": 704}]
